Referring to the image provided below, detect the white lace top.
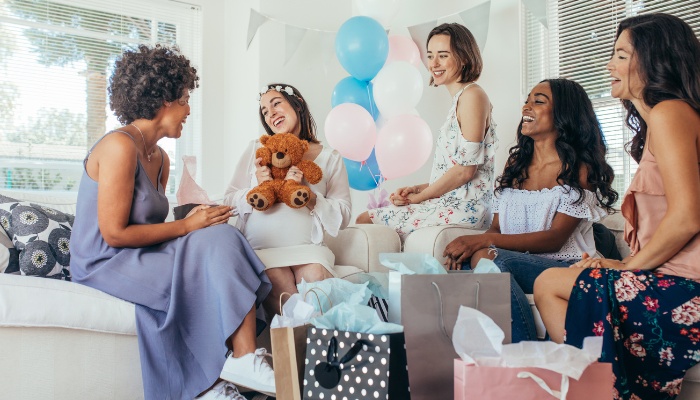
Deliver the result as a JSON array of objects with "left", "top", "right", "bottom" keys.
[{"left": 493, "top": 185, "right": 608, "bottom": 261}]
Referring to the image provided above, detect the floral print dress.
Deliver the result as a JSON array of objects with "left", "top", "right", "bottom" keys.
[
  {"left": 368, "top": 83, "right": 498, "bottom": 240},
  {"left": 566, "top": 269, "right": 700, "bottom": 399},
  {"left": 564, "top": 147, "right": 700, "bottom": 399}
]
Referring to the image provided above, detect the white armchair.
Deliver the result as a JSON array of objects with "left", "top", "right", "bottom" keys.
[
  {"left": 403, "top": 225, "right": 486, "bottom": 264},
  {"left": 325, "top": 224, "right": 401, "bottom": 276}
]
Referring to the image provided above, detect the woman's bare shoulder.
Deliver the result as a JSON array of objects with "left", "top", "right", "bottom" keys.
[{"left": 91, "top": 131, "right": 138, "bottom": 160}]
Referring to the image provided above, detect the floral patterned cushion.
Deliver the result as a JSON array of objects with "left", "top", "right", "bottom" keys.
[
  {"left": 0, "top": 199, "right": 73, "bottom": 280},
  {"left": 0, "top": 229, "right": 18, "bottom": 274}
]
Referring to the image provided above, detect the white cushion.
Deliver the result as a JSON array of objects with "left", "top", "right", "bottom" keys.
[
  {"left": 0, "top": 190, "right": 78, "bottom": 215},
  {"left": 0, "top": 274, "right": 136, "bottom": 335}
]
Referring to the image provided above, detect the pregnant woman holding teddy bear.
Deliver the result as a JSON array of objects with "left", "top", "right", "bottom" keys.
[{"left": 224, "top": 83, "right": 352, "bottom": 317}]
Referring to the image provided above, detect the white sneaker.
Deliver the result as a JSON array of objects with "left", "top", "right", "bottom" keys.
[
  {"left": 220, "top": 348, "right": 276, "bottom": 397},
  {"left": 196, "top": 381, "right": 247, "bottom": 400}
]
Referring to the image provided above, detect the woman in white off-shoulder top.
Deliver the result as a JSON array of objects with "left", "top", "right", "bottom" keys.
[
  {"left": 442, "top": 78, "right": 619, "bottom": 342},
  {"left": 224, "top": 83, "right": 351, "bottom": 316}
]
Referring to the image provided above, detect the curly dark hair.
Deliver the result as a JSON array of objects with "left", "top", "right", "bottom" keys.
[
  {"left": 614, "top": 13, "right": 700, "bottom": 163},
  {"left": 496, "top": 79, "right": 618, "bottom": 212},
  {"left": 426, "top": 23, "right": 482, "bottom": 86},
  {"left": 109, "top": 44, "right": 199, "bottom": 124},
  {"left": 258, "top": 83, "right": 319, "bottom": 144}
]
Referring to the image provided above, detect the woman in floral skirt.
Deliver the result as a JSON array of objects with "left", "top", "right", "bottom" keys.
[{"left": 535, "top": 13, "right": 700, "bottom": 399}]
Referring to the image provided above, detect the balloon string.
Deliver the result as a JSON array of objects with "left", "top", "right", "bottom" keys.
[
  {"left": 359, "top": 160, "right": 383, "bottom": 187},
  {"left": 366, "top": 84, "right": 377, "bottom": 119}
]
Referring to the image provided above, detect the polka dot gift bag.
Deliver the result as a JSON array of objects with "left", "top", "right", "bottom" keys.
[{"left": 302, "top": 327, "right": 410, "bottom": 399}]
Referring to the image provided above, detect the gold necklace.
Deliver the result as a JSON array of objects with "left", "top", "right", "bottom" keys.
[{"left": 130, "top": 123, "right": 155, "bottom": 162}]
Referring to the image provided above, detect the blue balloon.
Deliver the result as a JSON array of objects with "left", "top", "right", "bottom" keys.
[
  {"left": 332, "top": 77, "right": 379, "bottom": 120},
  {"left": 335, "top": 16, "right": 389, "bottom": 81},
  {"left": 343, "top": 149, "right": 383, "bottom": 191}
]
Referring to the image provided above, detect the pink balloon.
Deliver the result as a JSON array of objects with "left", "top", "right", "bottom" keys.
[
  {"left": 386, "top": 35, "right": 422, "bottom": 69},
  {"left": 324, "top": 103, "right": 377, "bottom": 161},
  {"left": 375, "top": 114, "right": 433, "bottom": 180}
]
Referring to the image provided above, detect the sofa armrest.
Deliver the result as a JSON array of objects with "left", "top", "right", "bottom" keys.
[
  {"left": 403, "top": 225, "right": 487, "bottom": 265},
  {"left": 324, "top": 224, "right": 401, "bottom": 274}
]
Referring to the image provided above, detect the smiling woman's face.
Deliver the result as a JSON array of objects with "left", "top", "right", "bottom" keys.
[
  {"left": 426, "top": 34, "right": 462, "bottom": 87},
  {"left": 606, "top": 29, "right": 644, "bottom": 101},
  {"left": 521, "top": 81, "right": 556, "bottom": 138},
  {"left": 260, "top": 90, "right": 300, "bottom": 136}
]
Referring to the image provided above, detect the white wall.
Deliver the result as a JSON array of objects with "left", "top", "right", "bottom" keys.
[
  {"left": 188, "top": 0, "right": 260, "bottom": 197},
  {"left": 196, "top": 0, "right": 523, "bottom": 213}
]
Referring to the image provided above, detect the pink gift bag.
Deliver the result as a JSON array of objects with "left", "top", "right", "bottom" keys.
[{"left": 454, "top": 359, "right": 612, "bottom": 400}]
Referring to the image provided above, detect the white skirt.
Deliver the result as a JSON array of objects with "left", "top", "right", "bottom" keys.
[
  {"left": 243, "top": 204, "right": 336, "bottom": 276},
  {"left": 254, "top": 244, "right": 336, "bottom": 277}
]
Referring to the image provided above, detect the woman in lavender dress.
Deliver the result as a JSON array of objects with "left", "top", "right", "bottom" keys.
[{"left": 70, "top": 45, "right": 274, "bottom": 399}]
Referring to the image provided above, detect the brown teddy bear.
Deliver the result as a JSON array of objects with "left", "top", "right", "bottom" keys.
[{"left": 247, "top": 133, "right": 323, "bottom": 211}]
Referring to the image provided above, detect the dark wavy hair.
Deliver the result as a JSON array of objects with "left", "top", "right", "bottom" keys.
[
  {"left": 426, "top": 23, "right": 482, "bottom": 87},
  {"left": 109, "top": 44, "right": 199, "bottom": 125},
  {"left": 614, "top": 13, "right": 700, "bottom": 163},
  {"left": 258, "top": 83, "right": 319, "bottom": 144},
  {"left": 496, "top": 79, "right": 618, "bottom": 211}
]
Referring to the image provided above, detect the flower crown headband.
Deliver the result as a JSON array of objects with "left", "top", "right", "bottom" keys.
[{"left": 258, "top": 85, "right": 296, "bottom": 101}]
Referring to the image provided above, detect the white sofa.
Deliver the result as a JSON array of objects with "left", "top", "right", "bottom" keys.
[
  {"left": 0, "top": 191, "right": 401, "bottom": 400},
  {"left": 402, "top": 215, "right": 700, "bottom": 399}
]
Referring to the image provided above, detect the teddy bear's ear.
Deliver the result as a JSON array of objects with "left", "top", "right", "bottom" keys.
[
  {"left": 301, "top": 140, "right": 309, "bottom": 153},
  {"left": 260, "top": 135, "right": 270, "bottom": 145}
]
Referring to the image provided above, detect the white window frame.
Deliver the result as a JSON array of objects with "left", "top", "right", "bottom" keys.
[
  {"left": 0, "top": 0, "right": 202, "bottom": 198},
  {"left": 522, "top": 0, "right": 700, "bottom": 203}
]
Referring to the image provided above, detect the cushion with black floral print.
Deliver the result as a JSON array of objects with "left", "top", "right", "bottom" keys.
[
  {"left": 0, "top": 201, "right": 73, "bottom": 280},
  {"left": 0, "top": 229, "right": 19, "bottom": 274}
]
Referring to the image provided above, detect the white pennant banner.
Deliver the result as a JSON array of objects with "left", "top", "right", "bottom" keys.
[
  {"left": 522, "top": 0, "right": 548, "bottom": 29},
  {"left": 458, "top": 1, "right": 491, "bottom": 52},
  {"left": 248, "top": 4, "right": 496, "bottom": 65},
  {"left": 247, "top": 8, "right": 270, "bottom": 49},
  {"left": 407, "top": 19, "right": 437, "bottom": 69},
  {"left": 285, "top": 24, "right": 309, "bottom": 64}
]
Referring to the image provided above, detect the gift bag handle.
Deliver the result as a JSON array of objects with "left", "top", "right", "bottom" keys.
[
  {"left": 279, "top": 292, "right": 294, "bottom": 315},
  {"left": 304, "top": 287, "right": 333, "bottom": 315},
  {"left": 278, "top": 287, "right": 333, "bottom": 317},
  {"left": 517, "top": 371, "right": 570, "bottom": 400},
  {"left": 431, "top": 280, "right": 480, "bottom": 340}
]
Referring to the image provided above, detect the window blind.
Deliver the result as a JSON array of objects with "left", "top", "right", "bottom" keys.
[
  {"left": 523, "top": 0, "right": 700, "bottom": 202},
  {"left": 0, "top": 0, "right": 202, "bottom": 196}
]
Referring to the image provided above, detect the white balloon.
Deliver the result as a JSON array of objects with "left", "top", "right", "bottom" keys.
[
  {"left": 372, "top": 61, "right": 423, "bottom": 119},
  {"left": 354, "top": 0, "right": 401, "bottom": 27}
]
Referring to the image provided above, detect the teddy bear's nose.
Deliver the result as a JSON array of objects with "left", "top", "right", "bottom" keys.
[{"left": 275, "top": 152, "right": 285, "bottom": 159}]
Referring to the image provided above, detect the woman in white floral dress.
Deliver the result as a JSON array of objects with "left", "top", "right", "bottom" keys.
[{"left": 356, "top": 23, "right": 497, "bottom": 240}]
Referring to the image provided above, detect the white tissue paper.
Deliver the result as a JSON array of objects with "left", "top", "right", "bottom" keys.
[
  {"left": 452, "top": 306, "right": 602, "bottom": 380},
  {"left": 472, "top": 257, "right": 501, "bottom": 274},
  {"left": 270, "top": 293, "right": 317, "bottom": 329},
  {"left": 379, "top": 252, "right": 447, "bottom": 275}
]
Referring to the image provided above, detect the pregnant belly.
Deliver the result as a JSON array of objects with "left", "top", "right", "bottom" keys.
[{"left": 242, "top": 203, "right": 313, "bottom": 250}]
